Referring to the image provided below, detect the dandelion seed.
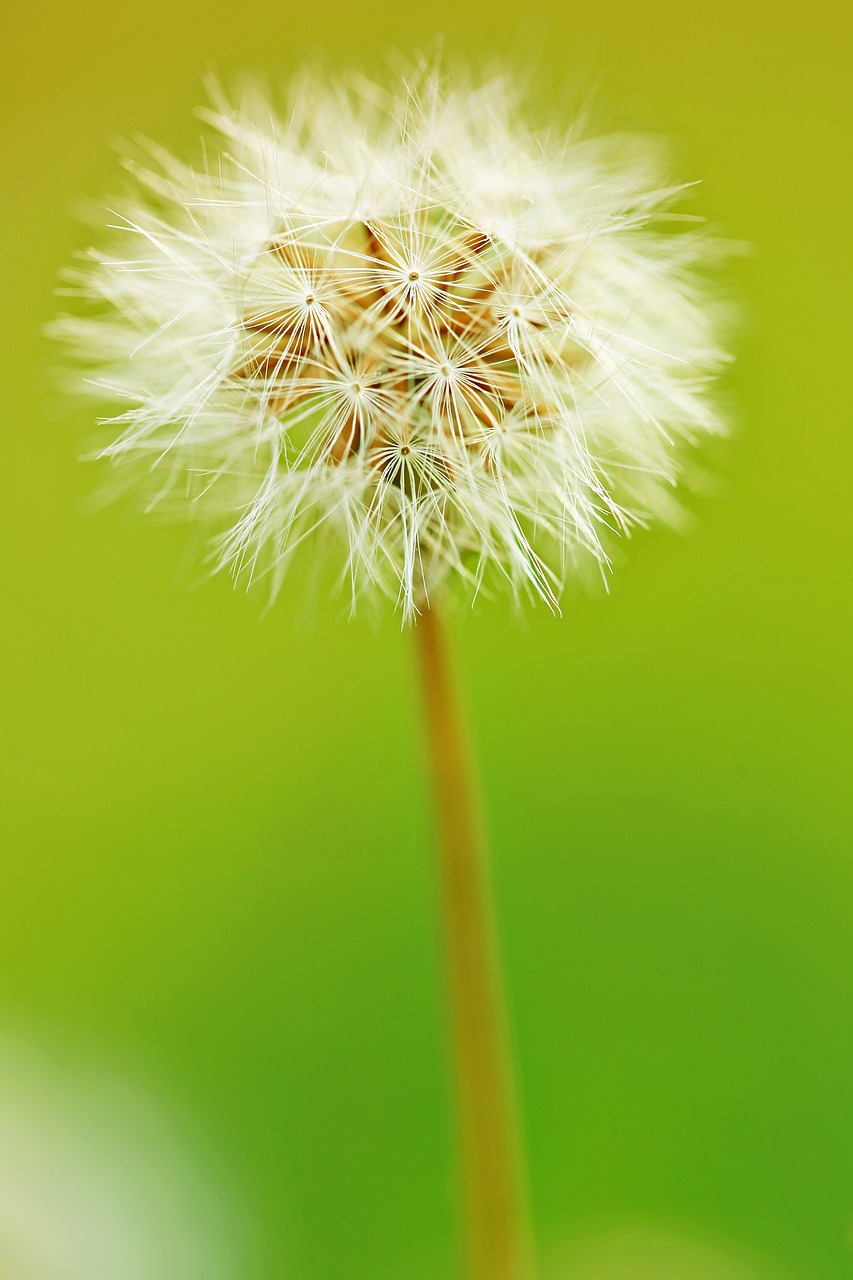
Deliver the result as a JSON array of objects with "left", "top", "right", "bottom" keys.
[{"left": 53, "top": 64, "right": 731, "bottom": 620}]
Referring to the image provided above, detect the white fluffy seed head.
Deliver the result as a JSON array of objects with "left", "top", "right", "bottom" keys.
[{"left": 54, "top": 65, "right": 733, "bottom": 620}]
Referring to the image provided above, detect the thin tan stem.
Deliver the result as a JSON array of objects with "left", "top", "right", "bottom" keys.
[{"left": 415, "top": 605, "right": 530, "bottom": 1280}]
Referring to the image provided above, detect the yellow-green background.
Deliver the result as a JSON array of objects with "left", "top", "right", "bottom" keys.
[{"left": 1, "top": 1, "right": 851, "bottom": 1277}]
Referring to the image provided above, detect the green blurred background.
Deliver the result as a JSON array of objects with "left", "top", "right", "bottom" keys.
[{"left": 1, "top": 1, "right": 851, "bottom": 1277}]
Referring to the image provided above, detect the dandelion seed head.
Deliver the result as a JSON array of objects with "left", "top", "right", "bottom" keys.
[{"left": 54, "top": 64, "right": 733, "bottom": 619}]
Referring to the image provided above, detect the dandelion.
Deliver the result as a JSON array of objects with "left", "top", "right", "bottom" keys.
[
  {"left": 54, "top": 63, "right": 734, "bottom": 1280},
  {"left": 54, "top": 66, "right": 729, "bottom": 620}
]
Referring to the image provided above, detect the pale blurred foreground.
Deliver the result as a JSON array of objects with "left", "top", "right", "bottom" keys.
[
  {"left": 0, "top": 1036, "right": 246, "bottom": 1280},
  {"left": 548, "top": 1223, "right": 793, "bottom": 1280}
]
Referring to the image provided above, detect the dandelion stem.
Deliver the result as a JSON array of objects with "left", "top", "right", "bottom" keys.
[{"left": 415, "top": 606, "right": 530, "bottom": 1280}]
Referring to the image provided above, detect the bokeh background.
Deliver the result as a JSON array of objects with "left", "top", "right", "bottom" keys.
[{"left": 1, "top": 2, "right": 851, "bottom": 1278}]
